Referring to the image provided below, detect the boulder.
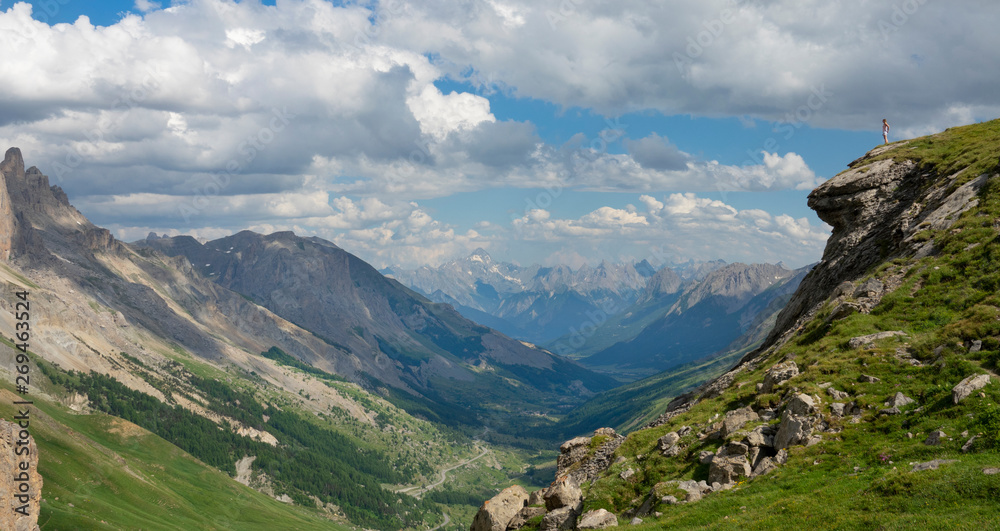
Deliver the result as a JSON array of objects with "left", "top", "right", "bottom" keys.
[
  {"left": 962, "top": 436, "right": 979, "bottom": 453},
  {"left": 885, "top": 392, "right": 916, "bottom": 408},
  {"left": 924, "top": 430, "right": 946, "bottom": 446},
  {"left": 854, "top": 278, "right": 885, "bottom": 298},
  {"left": 785, "top": 394, "right": 816, "bottom": 416},
  {"left": 774, "top": 411, "right": 813, "bottom": 449},
  {"left": 751, "top": 456, "right": 778, "bottom": 477},
  {"left": 661, "top": 444, "right": 682, "bottom": 457},
  {"left": 969, "top": 340, "right": 983, "bottom": 353},
  {"left": 830, "top": 403, "right": 846, "bottom": 417},
  {"left": 698, "top": 451, "right": 715, "bottom": 464},
  {"left": 527, "top": 488, "right": 547, "bottom": 507},
  {"left": 619, "top": 468, "right": 635, "bottom": 481},
  {"left": 724, "top": 441, "right": 749, "bottom": 456},
  {"left": 952, "top": 374, "right": 991, "bottom": 404},
  {"left": 721, "top": 406, "right": 759, "bottom": 437},
  {"left": 760, "top": 361, "right": 799, "bottom": 394},
  {"left": 506, "top": 506, "right": 546, "bottom": 530},
  {"left": 544, "top": 478, "right": 582, "bottom": 511},
  {"left": 676, "top": 480, "right": 712, "bottom": 502},
  {"left": 577, "top": 509, "right": 618, "bottom": 529},
  {"left": 708, "top": 455, "right": 751, "bottom": 485},
  {"left": 471, "top": 485, "right": 529, "bottom": 531},
  {"left": 540, "top": 506, "right": 577, "bottom": 531},
  {"left": 745, "top": 425, "right": 775, "bottom": 448},
  {"left": 827, "top": 388, "right": 850, "bottom": 400},
  {"left": 857, "top": 374, "right": 881, "bottom": 383},
  {"left": 656, "top": 432, "right": 680, "bottom": 451}
]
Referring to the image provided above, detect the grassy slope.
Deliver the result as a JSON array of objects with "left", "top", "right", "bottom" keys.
[
  {"left": 576, "top": 120, "right": 1000, "bottom": 529},
  {"left": 0, "top": 384, "right": 344, "bottom": 531}
]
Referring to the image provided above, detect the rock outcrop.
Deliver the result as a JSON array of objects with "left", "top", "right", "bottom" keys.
[
  {"left": 1, "top": 419, "right": 42, "bottom": 531},
  {"left": 557, "top": 428, "right": 625, "bottom": 485}
]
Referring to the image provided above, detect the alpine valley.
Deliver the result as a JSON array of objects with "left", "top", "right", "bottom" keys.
[{"left": 2, "top": 119, "right": 1000, "bottom": 531}]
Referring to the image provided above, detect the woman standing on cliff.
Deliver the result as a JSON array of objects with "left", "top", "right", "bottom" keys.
[{"left": 883, "top": 119, "right": 890, "bottom": 144}]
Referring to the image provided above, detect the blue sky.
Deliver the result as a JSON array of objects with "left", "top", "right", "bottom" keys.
[{"left": 2, "top": 0, "right": 998, "bottom": 269}]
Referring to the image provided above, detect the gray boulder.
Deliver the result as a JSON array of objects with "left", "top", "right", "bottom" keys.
[
  {"left": 721, "top": 406, "right": 759, "bottom": 437},
  {"left": 745, "top": 425, "right": 775, "bottom": 448},
  {"left": 952, "top": 374, "right": 991, "bottom": 404},
  {"left": 657, "top": 432, "right": 680, "bottom": 452},
  {"left": 751, "top": 456, "right": 778, "bottom": 477},
  {"left": 471, "top": 485, "right": 529, "bottom": 531},
  {"left": 577, "top": 509, "right": 618, "bottom": 529},
  {"left": 544, "top": 478, "right": 582, "bottom": 511},
  {"left": 540, "top": 506, "right": 577, "bottom": 531},
  {"left": 924, "top": 430, "right": 946, "bottom": 446},
  {"left": 827, "top": 388, "right": 850, "bottom": 400},
  {"left": 760, "top": 361, "right": 799, "bottom": 393},
  {"left": 708, "top": 455, "right": 751, "bottom": 485},
  {"left": 506, "top": 506, "right": 546, "bottom": 529},
  {"left": 885, "top": 392, "right": 916, "bottom": 408},
  {"left": 786, "top": 394, "right": 816, "bottom": 416},
  {"left": 774, "top": 411, "right": 813, "bottom": 449}
]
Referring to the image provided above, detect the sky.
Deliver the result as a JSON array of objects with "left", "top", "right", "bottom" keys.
[{"left": 2, "top": 0, "right": 998, "bottom": 270}]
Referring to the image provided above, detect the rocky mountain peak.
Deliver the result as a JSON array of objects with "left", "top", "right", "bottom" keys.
[
  {"left": 468, "top": 247, "right": 492, "bottom": 263},
  {"left": 1, "top": 147, "right": 24, "bottom": 178}
]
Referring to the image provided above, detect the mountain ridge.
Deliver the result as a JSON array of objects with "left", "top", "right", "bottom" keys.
[{"left": 470, "top": 119, "right": 1000, "bottom": 530}]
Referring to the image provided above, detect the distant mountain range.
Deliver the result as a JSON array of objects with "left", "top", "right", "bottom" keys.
[{"left": 390, "top": 250, "right": 809, "bottom": 379}]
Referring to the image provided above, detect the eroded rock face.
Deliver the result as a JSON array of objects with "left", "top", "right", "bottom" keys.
[
  {"left": 470, "top": 485, "right": 528, "bottom": 531},
  {"left": 767, "top": 157, "right": 990, "bottom": 359},
  {"left": 1, "top": 419, "right": 42, "bottom": 531},
  {"left": 556, "top": 428, "right": 625, "bottom": 485}
]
